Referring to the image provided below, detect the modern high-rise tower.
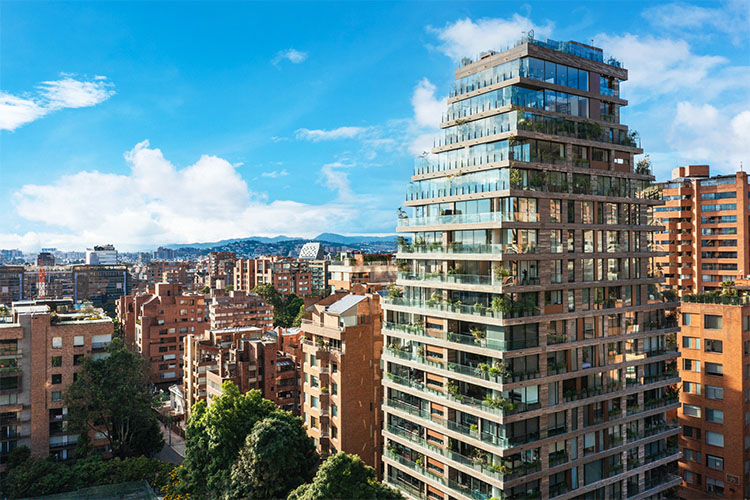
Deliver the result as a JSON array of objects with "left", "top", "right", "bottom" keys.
[{"left": 381, "top": 36, "right": 681, "bottom": 500}]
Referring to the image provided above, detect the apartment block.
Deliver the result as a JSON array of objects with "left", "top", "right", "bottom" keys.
[
  {"left": 233, "top": 258, "right": 256, "bottom": 293},
  {"left": 677, "top": 289, "right": 750, "bottom": 499},
  {"left": 183, "top": 326, "right": 300, "bottom": 418},
  {"left": 208, "top": 251, "right": 236, "bottom": 284},
  {"left": 382, "top": 36, "right": 680, "bottom": 500},
  {"left": 0, "top": 266, "right": 25, "bottom": 306},
  {"left": 329, "top": 252, "right": 397, "bottom": 293},
  {"left": 255, "top": 256, "right": 315, "bottom": 297},
  {"left": 124, "top": 283, "right": 207, "bottom": 387},
  {"left": 72, "top": 264, "right": 134, "bottom": 314},
  {"left": 0, "top": 299, "right": 113, "bottom": 467},
  {"left": 300, "top": 292, "right": 384, "bottom": 471},
  {"left": 144, "top": 261, "right": 194, "bottom": 288},
  {"left": 653, "top": 166, "right": 749, "bottom": 297},
  {"left": 207, "top": 289, "right": 274, "bottom": 330}
]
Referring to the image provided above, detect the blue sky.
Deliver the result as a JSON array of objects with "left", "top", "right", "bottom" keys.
[{"left": 1, "top": 1, "right": 748, "bottom": 251}]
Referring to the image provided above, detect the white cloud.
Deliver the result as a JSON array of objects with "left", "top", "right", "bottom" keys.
[
  {"left": 272, "top": 48, "right": 308, "bottom": 66},
  {"left": 295, "top": 126, "right": 369, "bottom": 141},
  {"left": 320, "top": 161, "right": 354, "bottom": 202},
  {"left": 411, "top": 78, "right": 446, "bottom": 128},
  {"left": 667, "top": 103, "right": 750, "bottom": 174},
  {"left": 406, "top": 78, "right": 447, "bottom": 155},
  {"left": 0, "top": 75, "right": 114, "bottom": 131},
  {"left": 261, "top": 169, "right": 288, "bottom": 178},
  {"left": 428, "top": 15, "right": 553, "bottom": 61},
  {"left": 4, "top": 141, "right": 357, "bottom": 251},
  {"left": 642, "top": 1, "right": 749, "bottom": 46},
  {"left": 594, "top": 34, "right": 727, "bottom": 104},
  {"left": 0, "top": 93, "right": 47, "bottom": 131}
]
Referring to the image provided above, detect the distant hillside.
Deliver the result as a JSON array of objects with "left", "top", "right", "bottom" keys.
[
  {"left": 163, "top": 234, "right": 398, "bottom": 259},
  {"left": 313, "top": 233, "right": 398, "bottom": 244},
  {"left": 164, "top": 233, "right": 397, "bottom": 250}
]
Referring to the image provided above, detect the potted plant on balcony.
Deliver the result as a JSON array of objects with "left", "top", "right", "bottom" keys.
[
  {"left": 473, "top": 302, "right": 487, "bottom": 315},
  {"left": 470, "top": 327, "right": 486, "bottom": 345},
  {"left": 416, "top": 345, "right": 425, "bottom": 358}
]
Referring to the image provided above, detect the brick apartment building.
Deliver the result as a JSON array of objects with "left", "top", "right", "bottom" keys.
[
  {"left": 208, "top": 251, "right": 236, "bottom": 285},
  {"left": 300, "top": 290, "right": 384, "bottom": 471},
  {"left": 329, "top": 252, "right": 397, "bottom": 293},
  {"left": 235, "top": 256, "right": 317, "bottom": 297},
  {"left": 233, "top": 258, "right": 256, "bottom": 293},
  {"left": 207, "top": 289, "right": 274, "bottom": 330},
  {"left": 119, "top": 283, "right": 207, "bottom": 387},
  {"left": 144, "top": 261, "right": 194, "bottom": 288},
  {"left": 653, "top": 166, "right": 749, "bottom": 297},
  {"left": 677, "top": 288, "right": 750, "bottom": 499},
  {"left": 0, "top": 299, "right": 113, "bottom": 466},
  {"left": 183, "top": 326, "right": 300, "bottom": 418}
]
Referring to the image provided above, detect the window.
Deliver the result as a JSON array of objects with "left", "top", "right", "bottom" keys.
[
  {"left": 706, "top": 385, "right": 723, "bottom": 400},
  {"left": 683, "top": 313, "right": 692, "bottom": 326},
  {"left": 683, "top": 359, "right": 700, "bottom": 372},
  {"left": 682, "top": 337, "right": 698, "bottom": 349},
  {"left": 706, "top": 431, "right": 724, "bottom": 447},
  {"left": 683, "top": 404, "right": 701, "bottom": 418},
  {"left": 705, "top": 314, "right": 723, "bottom": 329},
  {"left": 706, "top": 477, "right": 724, "bottom": 495},
  {"left": 51, "top": 391, "right": 62, "bottom": 402},
  {"left": 331, "top": 426, "right": 338, "bottom": 439},
  {"left": 705, "top": 362, "right": 723, "bottom": 376},
  {"left": 705, "top": 339, "right": 723, "bottom": 353},
  {"left": 73, "top": 336, "right": 84, "bottom": 347},
  {"left": 51, "top": 374, "right": 62, "bottom": 385},
  {"left": 73, "top": 354, "right": 84, "bottom": 365},
  {"left": 683, "top": 448, "right": 701, "bottom": 463},
  {"left": 706, "top": 408, "right": 724, "bottom": 424},
  {"left": 331, "top": 405, "right": 337, "bottom": 417},
  {"left": 52, "top": 337, "right": 62, "bottom": 349},
  {"left": 51, "top": 356, "right": 62, "bottom": 367},
  {"left": 684, "top": 382, "right": 701, "bottom": 395},
  {"left": 683, "top": 426, "right": 701, "bottom": 439},
  {"left": 331, "top": 383, "right": 337, "bottom": 395}
]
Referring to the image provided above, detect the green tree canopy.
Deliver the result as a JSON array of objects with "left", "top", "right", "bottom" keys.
[
  {"left": 225, "top": 414, "right": 318, "bottom": 500},
  {"left": 2, "top": 453, "right": 173, "bottom": 499},
  {"left": 251, "top": 283, "right": 283, "bottom": 307},
  {"left": 251, "top": 285, "right": 305, "bottom": 328},
  {"left": 288, "top": 452, "right": 404, "bottom": 500},
  {"left": 64, "top": 338, "right": 163, "bottom": 459},
  {"left": 177, "top": 382, "right": 280, "bottom": 497}
]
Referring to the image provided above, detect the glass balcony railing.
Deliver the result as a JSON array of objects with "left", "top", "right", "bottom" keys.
[
  {"left": 382, "top": 321, "right": 539, "bottom": 352},
  {"left": 397, "top": 243, "right": 537, "bottom": 255},
  {"left": 384, "top": 397, "right": 537, "bottom": 450},
  {"left": 397, "top": 211, "right": 538, "bottom": 227},
  {"left": 399, "top": 271, "right": 496, "bottom": 287}
]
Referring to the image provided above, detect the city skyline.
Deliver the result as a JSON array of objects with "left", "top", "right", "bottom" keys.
[{"left": 1, "top": 1, "right": 748, "bottom": 252}]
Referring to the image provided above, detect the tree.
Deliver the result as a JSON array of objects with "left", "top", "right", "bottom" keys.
[
  {"left": 251, "top": 283, "right": 283, "bottom": 308},
  {"left": 225, "top": 414, "right": 318, "bottom": 500},
  {"left": 65, "top": 338, "right": 163, "bottom": 459},
  {"left": 252, "top": 284, "right": 304, "bottom": 328},
  {"left": 292, "top": 303, "right": 306, "bottom": 327},
  {"left": 288, "top": 452, "right": 404, "bottom": 500},
  {"left": 2, "top": 453, "right": 174, "bottom": 499},
  {"left": 177, "top": 382, "right": 280, "bottom": 497},
  {"left": 276, "top": 293, "right": 304, "bottom": 328}
]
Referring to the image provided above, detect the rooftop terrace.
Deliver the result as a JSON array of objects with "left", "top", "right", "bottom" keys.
[{"left": 458, "top": 34, "right": 622, "bottom": 69}]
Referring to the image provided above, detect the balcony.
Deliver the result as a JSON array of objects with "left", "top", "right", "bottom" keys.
[
  {"left": 397, "top": 243, "right": 537, "bottom": 256},
  {"left": 383, "top": 321, "right": 538, "bottom": 353},
  {"left": 299, "top": 320, "right": 342, "bottom": 340},
  {"left": 397, "top": 211, "right": 538, "bottom": 229}
]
